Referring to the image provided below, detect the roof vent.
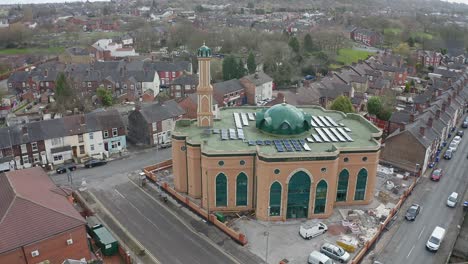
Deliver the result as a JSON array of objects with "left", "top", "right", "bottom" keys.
[{"left": 31, "top": 250, "right": 39, "bottom": 257}]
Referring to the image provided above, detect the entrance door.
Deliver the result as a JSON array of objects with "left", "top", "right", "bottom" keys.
[
  {"left": 72, "top": 146, "right": 77, "bottom": 157},
  {"left": 287, "top": 171, "right": 311, "bottom": 219}
]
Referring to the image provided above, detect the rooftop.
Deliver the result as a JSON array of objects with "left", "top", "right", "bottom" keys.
[{"left": 174, "top": 104, "right": 381, "bottom": 156}]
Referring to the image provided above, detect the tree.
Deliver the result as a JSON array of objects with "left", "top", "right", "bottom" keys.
[
  {"left": 55, "top": 73, "right": 72, "bottom": 99},
  {"left": 393, "top": 43, "right": 410, "bottom": 57},
  {"left": 97, "top": 87, "right": 113, "bottom": 106},
  {"left": 303, "top": 34, "right": 318, "bottom": 53},
  {"left": 247, "top": 51, "right": 256, "bottom": 74},
  {"left": 237, "top": 59, "right": 246, "bottom": 78},
  {"left": 407, "top": 37, "right": 415, "bottom": 47},
  {"left": 288, "top": 36, "right": 300, "bottom": 53},
  {"left": 367, "top": 97, "right": 382, "bottom": 116},
  {"left": 330, "top": 96, "right": 354, "bottom": 113},
  {"left": 222, "top": 56, "right": 238, "bottom": 80},
  {"left": 247, "top": 2, "right": 254, "bottom": 8},
  {"left": 404, "top": 83, "right": 411, "bottom": 93}
]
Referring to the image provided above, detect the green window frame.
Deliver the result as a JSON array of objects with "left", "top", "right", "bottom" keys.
[
  {"left": 336, "top": 169, "right": 349, "bottom": 202},
  {"left": 314, "top": 180, "right": 328, "bottom": 214},
  {"left": 269, "top": 182, "right": 282, "bottom": 216},
  {"left": 354, "top": 168, "right": 368, "bottom": 201},
  {"left": 286, "top": 171, "right": 311, "bottom": 219},
  {"left": 216, "top": 173, "right": 227, "bottom": 207},
  {"left": 236, "top": 173, "right": 248, "bottom": 206}
]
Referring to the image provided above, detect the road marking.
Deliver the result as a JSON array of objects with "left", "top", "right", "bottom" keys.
[
  {"left": 418, "top": 225, "right": 426, "bottom": 240},
  {"left": 114, "top": 188, "right": 125, "bottom": 198},
  {"left": 407, "top": 245, "right": 415, "bottom": 258}
]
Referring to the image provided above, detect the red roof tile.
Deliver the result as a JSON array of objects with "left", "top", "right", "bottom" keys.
[{"left": 0, "top": 167, "right": 85, "bottom": 253}]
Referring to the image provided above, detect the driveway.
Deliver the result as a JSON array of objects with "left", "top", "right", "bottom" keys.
[{"left": 371, "top": 133, "right": 468, "bottom": 264}]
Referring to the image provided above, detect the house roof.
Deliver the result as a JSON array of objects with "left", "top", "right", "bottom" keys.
[
  {"left": 241, "top": 71, "right": 273, "bottom": 86},
  {"left": 0, "top": 167, "right": 85, "bottom": 254},
  {"left": 214, "top": 79, "right": 244, "bottom": 95},
  {"left": 138, "top": 100, "right": 186, "bottom": 123},
  {"left": 171, "top": 74, "right": 198, "bottom": 86},
  {"left": 86, "top": 109, "right": 125, "bottom": 132},
  {"left": 389, "top": 110, "right": 411, "bottom": 124},
  {"left": 0, "top": 128, "right": 12, "bottom": 149}
]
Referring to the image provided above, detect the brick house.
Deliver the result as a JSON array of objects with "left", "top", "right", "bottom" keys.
[
  {"left": 240, "top": 71, "right": 273, "bottom": 105},
  {"left": 418, "top": 50, "right": 442, "bottom": 68},
  {"left": 9, "top": 122, "right": 47, "bottom": 169},
  {"left": 146, "top": 61, "right": 193, "bottom": 86},
  {"left": 213, "top": 79, "right": 246, "bottom": 107},
  {"left": 0, "top": 167, "right": 91, "bottom": 264},
  {"left": 352, "top": 28, "right": 382, "bottom": 47},
  {"left": 128, "top": 100, "right": 185, "bottom": 147},
  {"left": 168, "top": 74, "right": 198, "bottom": 99},
  {"left": 0, "top": 128, "right": 14, "bottom": 172},
  {"left": 177, "top": 94, "right": 198, "bottom": 119}
]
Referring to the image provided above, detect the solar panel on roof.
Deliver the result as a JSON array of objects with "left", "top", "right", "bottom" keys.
[
  {"left": 290, "top": 139, "right": 302, "bottom": 151},
  {"left": 241, "top": 113, "right": 249, "bottom": 126},
  {"left": 248, "top": 140, "right": 256, "bottom": 146},
  {"left": 319, "top": 116, "right": 331, "bottom": 127},
  {"left": 248, "top": 113, "right": 255, "bottom": 121},
  {"left": 299, "top": 139, "right": 306, "bottom": 145},
  {"left": 326, "top": 116, "right": 339, "bottom": 127},
  {"left": 312, "top": 134, "right": 322, "bottom": 142},
  {"left": 229, "top": 129, "right": 237, "bottom": 139},
  {"left": 323, "top": 128, "right": 338, "bottom": 142},
  {"left": 256, "top": 140, "right": 264, "bottom": 145},
  {"left": 302, "top": 143, "right": 311, "bottom": 151},
  {"left": 237, "top": 129, "right": 245, "bottom": 139},
  {"left": 344, "top": 127, "right": 352, "bottom": 132},
  {"left": 330, "top": 127, "right": 346, "bottom": 142},
  {"left": 306, "top": 137, "right": 314, "bottom": 143},
  {"left": 312, "top": 116, "right": 324, "bottom": 127},
  {"left": 337, "top": 127, "right": 353, "bottom": 142},
  {"left": 339, "top": 123, "right": 345, "bottom": 127},
  {"left": 311, "top": 120, "right": 318, "bottom": 127},
  {"left": 212, "top": 129, "right": 220, "bottom": 134},
  {"left": 315, "top": 128, "right": 330, "bottom": 142},
  {"left": 221, "top": 129, "right": 228, "bottom": 140},
  {"left": 264, "top": 140, "right": 272, "bottom": 145},
  {"left": 285, "top": 145, "right": 294, "bottom": 152},
  {"left": 273, "top": 139, "right": 281, "bottom": 144},
  {"left": 234, "top": 113, "right": 242, "bottom": 129}
]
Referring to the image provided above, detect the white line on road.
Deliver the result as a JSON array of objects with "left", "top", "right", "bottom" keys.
[
  {"left": 418, "top": 225, "right": 426, "bottom": 240},
  {"left": 407, "top": 245, "right": 415, "bottom": 258},
  {"left": 114, "top": 188, "right": 125, "bottom": 198}
]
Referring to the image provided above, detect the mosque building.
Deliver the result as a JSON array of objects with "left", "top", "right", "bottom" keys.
[{"left": 172, "top": 44, "right": 382, "bottom": 221}]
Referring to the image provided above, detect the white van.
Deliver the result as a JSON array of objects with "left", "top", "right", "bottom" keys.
[
  {"left": 447, "top": 192, "right": 459, "bottom": 207},
  {"left": 426, "top": 226, "right": 446, "bottom": 252},
  {"left": 299, "top": 222, "right": 328, "bottom": 239},
  {"left": 308, "top": 250, "right": 334, "bottom": 264}
]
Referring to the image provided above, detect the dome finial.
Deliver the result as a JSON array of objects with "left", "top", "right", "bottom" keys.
[
  {"left": 283, "top": 97, "right": 286, "bottom": 105},
  {"left": 203, "top": 40, "right": 205, "bottom": 46}
]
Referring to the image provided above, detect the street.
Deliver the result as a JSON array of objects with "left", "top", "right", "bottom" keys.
[{"left": 374, "top": 133, "right": 468, "bottom": 264}]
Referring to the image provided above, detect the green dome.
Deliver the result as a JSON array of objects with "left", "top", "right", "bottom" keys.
[
  {"left": 256, "top": 103, "right": 312, "bottom": 135},
  {"left": 197, "top": 44, "right": 212, "bottom": 58}
]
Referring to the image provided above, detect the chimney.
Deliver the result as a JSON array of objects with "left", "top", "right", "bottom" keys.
[
  {"left": 44, "top": 69, "right": 48, "bottom": 78},
  {"left": 447, "top": 97, "right": 451, "bottom": 106},
  {"left": 254, "top": 71, "right": 259, "bottom": 79},
  {"left": 425, "top": 100, "right": 431, "bottom": 108},
  {"left": 442, "top": 102, "right": 447, "bottom": 112},
  {"left": 419, "top": 126, "right": 425, "bottom": 136},
  {"left": 22, "top": 126, "right": 28, "bottom": 135},
  {"left": 409, "top": 114, "right": 415, "bottom": 123},
  {"left": 399, "top": 123, "right": 405, "bottom": 131},
  {"left": 427, "top": 117, "right": 433, "bottom": 127},
  {"left": 437, "top": 89, "right": 441, "bottom": 97},
  {"left": 436, "top": 109, "right": 441, "bottom": 119}
]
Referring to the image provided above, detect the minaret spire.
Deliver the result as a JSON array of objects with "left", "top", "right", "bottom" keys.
[{"left": 196, "top": 43, "right": 214, "bottom": 127}]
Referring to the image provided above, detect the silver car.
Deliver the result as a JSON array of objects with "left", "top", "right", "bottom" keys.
[{"left": 320, "top": 243, "right": 350, "bottom": 263}]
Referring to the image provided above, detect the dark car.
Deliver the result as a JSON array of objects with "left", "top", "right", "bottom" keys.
[
  {"left": 405, "top": 204, "right": 421, "bottom": 221},
  {"left": 84, "top": 159, "right": 107, "bottom": 168},
  {"left": 444, "top": 149, "right": 453, "bottom": 160},
  {"left": 56, "top": 163, "right": 77, "bottom": 174},
  {"left": 431, "top": 169, "right": 443, "bottom": 181},
  {"left": 457, "top": 130, "right": 464, "bottom": 137}
]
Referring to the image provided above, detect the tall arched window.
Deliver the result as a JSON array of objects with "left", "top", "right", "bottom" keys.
[
  {"left": 336, "top": 169, "right": 349, "bottom": 202},
  {"left": 354, "top": 169, "right": 368, "bottom": 201},
  {"left": 215, "top": 173, "right": 227, "bottom": 207},
  {"left": 314, "top": 180, "right": 328, "bottom": 214},
  {"left": 236, "top": 173, "right": 248, "bottom": 206},
  {"left": 269, "top": 182, "right": 282, "bottom": 216}
]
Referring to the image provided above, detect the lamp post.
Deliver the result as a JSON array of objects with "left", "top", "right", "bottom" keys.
[{"left": 265, "top": 206, "right": 270, "bottom": 264}]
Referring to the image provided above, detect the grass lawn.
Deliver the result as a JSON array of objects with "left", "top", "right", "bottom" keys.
[
  {"left": 336, "top": 48, "right": 375, "bottom": 65},
  {"left": 0, "top": 47, "right": 65, "bottom": 55},
  {"left": 384, "top": 28, "right": 402, "bottom": 35},
  {"left": 410, "top": 31, "right": 433, "bottom": 40}
]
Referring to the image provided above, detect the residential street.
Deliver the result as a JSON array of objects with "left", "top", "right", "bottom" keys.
[{"left": 373, "top": 133, "right": 468, "bottom": 264}]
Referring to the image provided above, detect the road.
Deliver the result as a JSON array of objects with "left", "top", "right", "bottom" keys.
[
  {"left": 93, "top": 181, "right": 237, "bottom": 264},
  {"left": 374, "top": 132, "right": 468, "bottom": 264}
]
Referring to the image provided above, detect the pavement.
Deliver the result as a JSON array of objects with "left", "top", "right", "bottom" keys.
[{"left": 367, "top": 131, "right": 468, "bottom": 264}]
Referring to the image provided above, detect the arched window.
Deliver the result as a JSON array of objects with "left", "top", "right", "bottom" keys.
[
  {"left": 314, "top": 180, "right": 328, "bottom": 214},
  {"left": 215, "top": 173, "right": 227, "bottom": 207},
  {"left": 236, "top": 173, "right": 248, "bottom": 206},
  {"left": 354, "top": 169, "right": 368, "bottom": 201},
  {"left": 336, "top": 169, "right": 349, "bottom": 202},
  {"left": 269, "top": 182, "right": 282, "bottom": 216},
  {"left": 287, "top": 171, "right": 311, "bottom": 219}
]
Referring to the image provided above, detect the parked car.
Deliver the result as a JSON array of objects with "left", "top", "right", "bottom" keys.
[
  {"left": 308, "top": 250, "right": 334, "bottom": 264},
  {"left": 462, "top": 118, "right": 468, "bottom": 128},
  {"left": 449, "top": 142, "right": 458, "bottom": 152},
  {"left": 452, "top": 136, "right": 462, "bottom": 145},
  {"left": 84, "top": 159, "right": 108, "bottom": 168},
  {"left": 447, "top": 192, "right": 459, "bottom": 207},
  {"left": 299, "top": 222, "right": 328, "bottom": 239},
  {"left": 431, "top": 169, "right": 443, "bottom": 181},
  {"left": 405, "top": 204, "right": 421, "bottom": 221},
  {"left": 426, "top": 226, "right": 446, "bottom": 252},
  {"left": 320, "top": 243, "right": 350, "bottom": 263},
  {"left": 56, "top": 163, "right": 77, "bottom": 174},
  {"left": 457, "top": 130, "right": 464, "bottom": 137},
  {"left": 443, "top": 149, "right": 453, "bottom": 160}
]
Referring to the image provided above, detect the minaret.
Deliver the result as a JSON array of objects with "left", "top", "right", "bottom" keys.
[{"left": 196, "top": 43, "right": 214, "bottom": 127}]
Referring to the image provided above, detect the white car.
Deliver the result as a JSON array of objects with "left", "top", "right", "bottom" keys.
[
  {"left": 449, "top": 142, "right": 458, "bottom": 152},
  {"left": 299, "top": 222, "right": 328, "bottom": 239},
  {"left": 320, "top": 243, "right": 350, "bottom": 263},
  {"left": 452, "top": 136, "right": 462, "bottom": 145},
  {"left": 447, "top": 192, "right": 459, "bottom": 207}
]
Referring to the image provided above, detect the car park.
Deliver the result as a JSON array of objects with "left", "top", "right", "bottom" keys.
[
  {"left": 405, "top": 204, "right": 421, "bottom": 221},
  {"left": 320, "top": 243, "right": 350, "bottom": 263},
  {"left": 431, "top": 169, "right": 443, "bottom": 181},
  {"left": 56, "top": 163, "right": 77, "bottom": 174},
  {"left": 447, "top": 192, "right": 459, "bottom": 207},
  {"left": 84, "top": 159, "right": 108, "bottom": 168},
  {"left": 308, "top": 250, "right": 334, "bottom": 264},
  {"left": 443, "top": 149, "right": 453, "bottom": 160},
  {"left": 299, "top": 222, "right": 328, "bottom": 239}
]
